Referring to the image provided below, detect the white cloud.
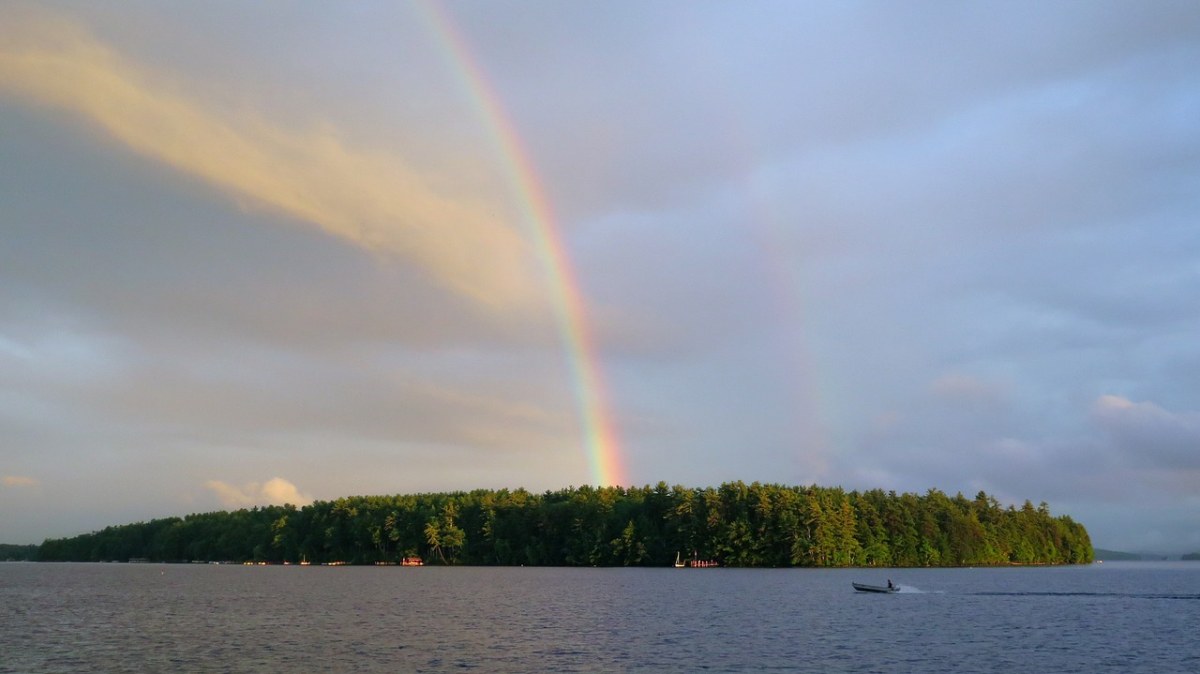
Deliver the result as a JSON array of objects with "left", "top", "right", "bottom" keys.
[{"left": 204, "top": 477, "right": 312, "bottom": 509}]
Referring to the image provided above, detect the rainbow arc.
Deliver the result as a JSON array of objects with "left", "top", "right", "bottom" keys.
[{"left": 419, "top": 3, "right": 627, "bottom": 487}]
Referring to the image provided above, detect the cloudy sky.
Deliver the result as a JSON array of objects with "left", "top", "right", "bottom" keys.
[{"left": 2, "top": 1, "right": 1198, "bottom": 552}]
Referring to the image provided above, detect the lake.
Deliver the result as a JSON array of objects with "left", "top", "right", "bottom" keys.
[{"left": 1, "top": 561, "right": 1196, "bottom": 672}]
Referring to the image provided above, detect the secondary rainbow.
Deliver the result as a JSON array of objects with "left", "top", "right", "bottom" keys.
[{"left": 418, "top": 2, "right": 627, "bottom": 487}]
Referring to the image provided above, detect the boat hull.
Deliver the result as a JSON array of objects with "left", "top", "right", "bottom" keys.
[{"left": 852, "top": 582, "right": 898, "bottom": 593}]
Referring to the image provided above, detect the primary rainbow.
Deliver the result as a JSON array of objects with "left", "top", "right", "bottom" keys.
[{"left": 418, "top": 2, "right": 627, "bottom": 487}]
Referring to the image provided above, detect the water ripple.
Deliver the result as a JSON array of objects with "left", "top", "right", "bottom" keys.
[{"left": 1, "top": 563, "right": 1197, "bottom": 672}]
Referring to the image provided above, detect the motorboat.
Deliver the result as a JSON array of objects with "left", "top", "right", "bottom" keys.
[{"left": 852, "top": 581, "right": 899, "bottom": 593}]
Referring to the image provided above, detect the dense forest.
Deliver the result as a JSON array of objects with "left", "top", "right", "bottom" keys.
[
  {"left": 36, "top": 482, "right": 1093, "bottom": 567},
  {"left": 0, "top": 543, "right": 39, "bottom": 561}
]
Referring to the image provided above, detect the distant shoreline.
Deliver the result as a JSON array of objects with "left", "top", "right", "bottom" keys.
[
  {"left": 1094, "top": 548, "right": 1200, "bottom": 562},
  {"left": 10, "top": 555, "right": 1112, "bottom": 568}
]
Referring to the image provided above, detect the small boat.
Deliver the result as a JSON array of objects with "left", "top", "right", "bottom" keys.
[
  {"left": 852, "top": 582, "right": 899, "bottom": 593},
  {"left": 674, "top": 552, "right": 685, "bottom": 568}
]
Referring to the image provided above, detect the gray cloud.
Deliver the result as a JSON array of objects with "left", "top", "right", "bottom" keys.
[{"left": 1093, "top": 395, "right": 1200, "bottom": 470}]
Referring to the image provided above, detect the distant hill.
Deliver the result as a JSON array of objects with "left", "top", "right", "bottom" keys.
[
  {"left": 1094, "top": 548, "right": 1139, "bottom": 560},
  {"left": 1183, "top": 552, "right": 1200, "bottom": 561},
  {"left": 1094, "top": 548, "right": 1174, "bottom": 561}
]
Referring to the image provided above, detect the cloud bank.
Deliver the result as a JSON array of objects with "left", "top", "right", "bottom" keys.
[{"left": 1, "top": 2, "right": 1197, "bottom": 553}]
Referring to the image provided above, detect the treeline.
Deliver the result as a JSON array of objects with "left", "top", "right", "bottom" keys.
[
  {"left": 0, "top": 543, "right": 39, "bottom": 561},
  {"left": 37, "top": 482, "right": 1093, "bottom": 567}
]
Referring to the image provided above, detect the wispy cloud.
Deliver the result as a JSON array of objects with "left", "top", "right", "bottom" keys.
[
  {"left": 205, "top": 477, "right": 313, "bottom": 509},
  {"left": 2, "top": 475, "right": 39, "bottom": 487},
  {"left": 0, "top": 7, "right": 535, "bottom": 307}
]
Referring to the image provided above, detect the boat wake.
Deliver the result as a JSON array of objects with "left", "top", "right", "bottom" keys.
[
  {"left": 895, "top": 586, "right": 942, "bottom": 594},
  {"left": 970, "top": 591, "right": 1200, "bottom": 600}
]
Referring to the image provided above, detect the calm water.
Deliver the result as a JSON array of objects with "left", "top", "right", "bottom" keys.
[{"left": 1, "top": 561, "right": 1197, "bottom": 673}]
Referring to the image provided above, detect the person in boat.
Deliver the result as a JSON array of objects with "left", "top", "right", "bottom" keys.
[{"left": 887, "top": 579, "right": 894, "bottom": 590}]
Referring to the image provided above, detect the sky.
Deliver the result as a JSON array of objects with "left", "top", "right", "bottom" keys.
[{"left": 1, "top": 1, "right": 1198, "bottom": 553}]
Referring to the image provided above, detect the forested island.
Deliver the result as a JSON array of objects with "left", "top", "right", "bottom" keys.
[{"left": 36, "top": 483, "right": 1092, "bottom": 567}]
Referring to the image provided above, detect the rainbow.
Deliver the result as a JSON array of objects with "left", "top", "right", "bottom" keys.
[{"left": 417, "top": 3, "right": 627, "bottom": 487}]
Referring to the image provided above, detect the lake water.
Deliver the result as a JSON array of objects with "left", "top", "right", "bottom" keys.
[{"left": 1, "top": 561, "right": 1196, "bottom": 672}]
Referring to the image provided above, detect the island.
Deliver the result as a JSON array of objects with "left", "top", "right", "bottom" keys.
[{"left": 33, "top": 482, "right": 1092, "bottom": 567}]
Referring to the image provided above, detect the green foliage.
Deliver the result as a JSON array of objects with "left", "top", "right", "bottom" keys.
[
  {"left": 0, "top": 543, "right": 40, "bottom": 561},
  {"left": 35, "top": 483, "right": 1093, "bottom": 567}
]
